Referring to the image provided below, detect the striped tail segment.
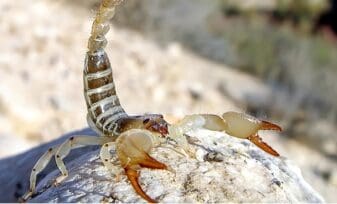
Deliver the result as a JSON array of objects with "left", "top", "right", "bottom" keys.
[{"left": 84, "top": 49, "right": 128, "bottom": 135}]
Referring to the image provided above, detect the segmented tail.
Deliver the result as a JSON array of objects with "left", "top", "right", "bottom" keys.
[
  {"left": 84, "top": 0, "right": 127, "bottom": 135},
  {"left": 88, "top": 0, "right": 124, "bottom": 52}
]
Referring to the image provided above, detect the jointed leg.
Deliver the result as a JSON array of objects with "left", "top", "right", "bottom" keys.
[
  {"left": 21, "top": 147, "right": 57, "bottom": 201},
  {"left": 157, "top": 144, "right": 188, "bottom": 158},
  {"left": 22, "top": 135, "right": 112, "bottom": 201},
  {"left": 100, "top": 142, "right": 123, "bottom": 179},
  {"left": 55, "top": 136, "right": 112, "bottom": 183}
]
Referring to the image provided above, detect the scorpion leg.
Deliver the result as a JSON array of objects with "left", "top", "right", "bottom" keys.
[
  {"left": 21, "top": 147, "right": 57, "bottom": 201},
  {"left": 116, "top": 129, "right": 169, "bottom": 203},
  {"left": 157, "top": 144, "right": 188, "bottom": 158},
  {"left": 54, "top": 136, "right": 112, "bottom": 184},
  {"left": 100, "top": 142, "right": 123, "bottom": 180},
  {"left": 22, "top": 135, "right": 112, "bottom": 201}
]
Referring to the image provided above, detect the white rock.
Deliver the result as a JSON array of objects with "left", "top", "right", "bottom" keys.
[{"left": 7, "top": 128, "right": 323, "bottom": 203}]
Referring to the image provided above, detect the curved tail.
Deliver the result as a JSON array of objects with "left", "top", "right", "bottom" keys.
[
  {"left": 88, "top": 0, "right": 124, "bottom": 52},
  {"left": 84, "top": 0, "right": 127, "bottom": 135}
]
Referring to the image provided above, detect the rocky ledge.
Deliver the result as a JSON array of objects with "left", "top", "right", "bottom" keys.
[{"left": 0, "top": 128, "right": 324, "bottom": 203}]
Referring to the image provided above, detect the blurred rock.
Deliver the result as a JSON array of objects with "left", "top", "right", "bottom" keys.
[
  {"left": 11, "top": 129, "right": 322, "bottom": 203},
  {"left": 218, "top": 76, "right": 273, "bottom": 110},
  {"left": 0, "top": 128, "right": 98, "bottom": 202},
  {"left": 222, "top": 0, "right": 277, "bottom": 10},
  {"left": 287, "top": 118, "right": 337, "bottom": 157},
  {"left": 0, "top": 133, "right": 35, "bottom": 158}
]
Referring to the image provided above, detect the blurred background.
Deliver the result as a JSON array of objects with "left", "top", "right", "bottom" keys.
[{"left": 0, "top": 0, "right": 336, "bottom": 201}]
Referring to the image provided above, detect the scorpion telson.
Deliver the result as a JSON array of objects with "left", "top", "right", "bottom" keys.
[{"left": 22, "top": 0, "right": 283, "bottom": 202}]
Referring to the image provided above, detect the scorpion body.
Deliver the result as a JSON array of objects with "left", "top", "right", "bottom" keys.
[{"left": 23, "top": 0, "right": 283, "bottom": 202}]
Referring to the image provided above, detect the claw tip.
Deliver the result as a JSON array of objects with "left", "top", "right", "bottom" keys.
[{"left": 261, "top": 121, "right": 282, "bottom": 132}]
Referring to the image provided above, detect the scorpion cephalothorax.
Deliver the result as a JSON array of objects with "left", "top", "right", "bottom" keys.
[{"left": 22, "top": 0, "right": 282, "bottom": 203}]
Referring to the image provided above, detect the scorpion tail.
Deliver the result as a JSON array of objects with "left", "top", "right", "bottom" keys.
[{"left": 88, "top": 0, "right": 124, "bottom": 53}]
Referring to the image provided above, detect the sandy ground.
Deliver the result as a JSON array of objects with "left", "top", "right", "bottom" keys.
[{"left": 0, "top": 0, "right": 336, "bottom": 201}]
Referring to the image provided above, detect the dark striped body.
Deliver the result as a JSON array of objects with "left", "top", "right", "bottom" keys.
[{"left": 84, "top": 49, "right": 128, "bottom": 135}]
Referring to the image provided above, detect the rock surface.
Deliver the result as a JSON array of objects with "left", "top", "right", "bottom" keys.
[{"left": 5, "top": 128, "right": 323, "bottom": 203}]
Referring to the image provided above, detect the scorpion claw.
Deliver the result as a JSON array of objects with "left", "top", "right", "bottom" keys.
[
  {"left": 222, "top": 112, "right": 282, "bottom": 156},
  {"left": 123, "top": 153, "right": 168, "bottom": 203},
  {"left": 260, "top": 120, "right": 282, "bottom": 131},
  {"left": 247, "top": 134, "right": 280, "bottom": 156},
  {"left": 116, "top": 129, "right": 169, "bottom": 203},
  {"left": 170, "top": 112, "right": 283, "bottom": 157},
  {"left": 138, "top": 152, "right": 168, "bottom": 169},
  {"left": 125, "top": 167, "right": 158, "bottom": 203},
  {"left": 247, "top": 120, "right": 281, "bottom": 156}
]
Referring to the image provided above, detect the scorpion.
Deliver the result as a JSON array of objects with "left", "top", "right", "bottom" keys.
[{"left": 22, "top": 0, "right": 282, "bottom": 202}]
